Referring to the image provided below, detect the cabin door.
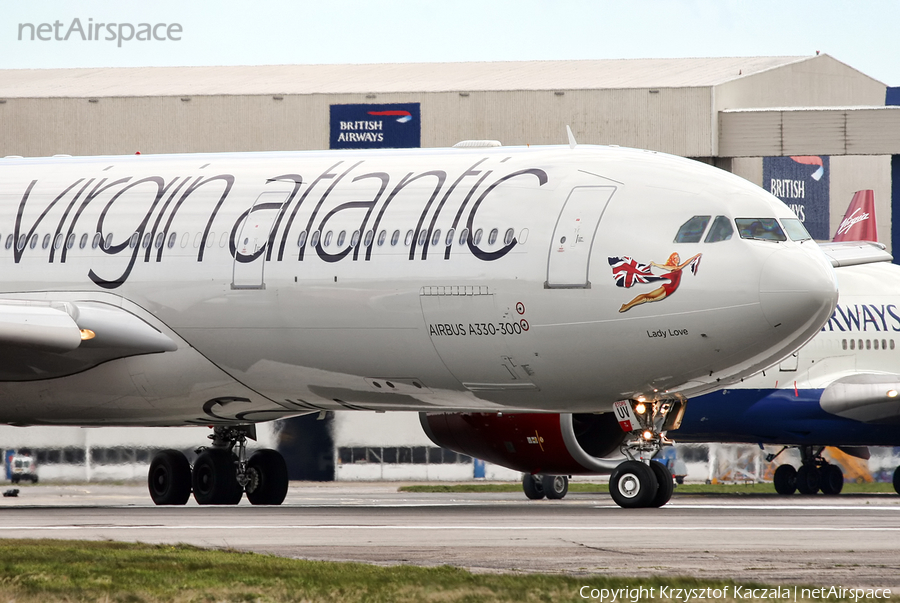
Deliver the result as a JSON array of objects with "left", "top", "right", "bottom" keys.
[
  {"left": 232, "top": 191, "right": 291, "bottom": 290},
  {"left": 546, "top": 186, "right": 616, "bottom": 288}
]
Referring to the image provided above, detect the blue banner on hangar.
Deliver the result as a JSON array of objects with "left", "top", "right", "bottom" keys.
[
  {"left": 330, "top": 103, "right": 420, "bottom": 149},
  {"left": 763, "top": 156, "right": 830, "bottom": 240}
]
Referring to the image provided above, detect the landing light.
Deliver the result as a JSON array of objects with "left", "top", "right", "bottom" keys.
[
  {"left": 80, "top": 329, "right": 95, "bottom": 341},
  {"left": 642, "top": 430, "right": 654, "bottom": 441},
  {"left": 634, "top": 403, "right": 647, "bottom": 415},
  {"left": 887, "top": 390, "right": 898, "bottom": 398}
]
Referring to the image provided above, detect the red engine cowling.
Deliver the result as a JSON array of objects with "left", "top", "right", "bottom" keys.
[{"left": 419, "top": 412, "right": 626, "bottom": 475}]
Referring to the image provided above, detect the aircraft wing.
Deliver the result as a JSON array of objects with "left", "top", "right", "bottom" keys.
[
  {"left": 819, "top": 373, "right": 900, "bottom": 424},
  {"left": 818, "top": 241, "right": 893, "bottom": 267},
  {"left": 0, "top": 299, "right": 177, "bottom": 381}
]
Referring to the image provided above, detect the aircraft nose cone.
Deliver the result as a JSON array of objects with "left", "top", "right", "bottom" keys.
[{"left": 758, "top": 247, "right": 838, "bottom": 332}]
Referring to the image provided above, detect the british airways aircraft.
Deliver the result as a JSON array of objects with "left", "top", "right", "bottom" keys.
[{"left": 0, "top": 142, "right": 838, "bottom": 506}]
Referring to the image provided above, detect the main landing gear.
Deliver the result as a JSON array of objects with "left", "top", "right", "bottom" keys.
[
  {"left": 522, "top": 474, "right": 569, "bottom": 500},
  {"left": 608, "top": 396, "right": 685, "bottom": 508},
  {"left": 769, "top": 446, "right": 844, "bottom": 495},
  {"left": 148, "top": 425, "right": 289, "bottom": 506}
]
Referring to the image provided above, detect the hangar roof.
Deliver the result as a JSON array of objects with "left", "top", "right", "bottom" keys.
[{"left": 0, "top": 56, "right": 818, "bottom": 98}]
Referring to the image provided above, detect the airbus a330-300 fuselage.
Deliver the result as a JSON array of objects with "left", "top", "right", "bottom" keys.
[{"left": 0, "top": 144, "right": 836, "bottom": 429}]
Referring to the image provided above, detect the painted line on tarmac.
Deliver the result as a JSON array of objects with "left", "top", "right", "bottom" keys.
[
  {"left": 12, "top": 524, "right": 900, "bottom": 532},
  {"left": 663, "top": 504, "right": 900, "bottom": 511}
]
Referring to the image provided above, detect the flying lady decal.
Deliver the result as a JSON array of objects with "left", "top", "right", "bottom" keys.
[{"left": 609, "top": 252, "right": 701, "bottom": 313}]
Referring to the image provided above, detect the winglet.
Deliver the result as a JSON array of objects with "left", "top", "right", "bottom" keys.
[{"left": 566, "top": 125, "right": 577, "bottom": 149}]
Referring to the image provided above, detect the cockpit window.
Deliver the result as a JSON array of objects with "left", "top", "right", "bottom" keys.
[
  {"left": 674, "top": 216, "right": 710, "bottom": 243},
  {"left": 735, "top": 218, "right": 787, "bottom": 242},
  {"left": 704, "top": 216, "right": 734, "bottom": 243},
  {"left": 781, "top": 218, "right": 812, "bottom": 241}
]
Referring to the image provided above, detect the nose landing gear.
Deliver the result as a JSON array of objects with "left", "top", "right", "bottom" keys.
[
  {"left": 147, "top": 425, "right": 289, "bottom": 506},
  {"left": 608, "top": 396, "right": 685, "bottom": 508}
]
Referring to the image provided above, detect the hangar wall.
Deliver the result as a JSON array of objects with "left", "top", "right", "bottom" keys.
[
  {"left": 714, "top": 54, "right": 885, "bottom": 113},
  {"left": 0, "top": 87, "right": 714, "bottom": 157}
]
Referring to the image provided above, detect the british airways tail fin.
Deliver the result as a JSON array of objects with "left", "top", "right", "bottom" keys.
[{"left": 833, "top": 190, "right": 877, "bottom": 242}]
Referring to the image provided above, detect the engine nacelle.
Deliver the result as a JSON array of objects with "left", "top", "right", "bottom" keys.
[{"left": 419, "top": 412, "right": 626, "bottom": 475}]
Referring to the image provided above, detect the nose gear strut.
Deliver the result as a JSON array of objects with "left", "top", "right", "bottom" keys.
[{"left": 608, "top": 395, "right": 686, "bottom": 508}]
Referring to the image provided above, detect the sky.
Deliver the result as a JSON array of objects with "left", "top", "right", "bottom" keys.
[{"left": 2, "top": 0, "right": 899, "bottom": 86}]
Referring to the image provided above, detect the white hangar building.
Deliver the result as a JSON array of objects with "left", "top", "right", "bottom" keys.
[{"left": 1, "top": 54, "right": 899, "bottom": 481}]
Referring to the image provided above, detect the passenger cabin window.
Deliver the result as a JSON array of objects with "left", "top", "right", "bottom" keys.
[
  {"left": 704, "top": 216, "right": 734, "bottom": 243},
  {"left": 735, "top": 218, "right": 787, "bottom": 242},
  {"left": 781, "top": 218, "right": 812, "bottom": 241},
  {"left": 674, "top": 216, "right": 710, "bottom": 243}
]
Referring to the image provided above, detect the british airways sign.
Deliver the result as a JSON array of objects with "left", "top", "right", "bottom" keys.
[
  {"left": 330, "top": 103, "right": 420, "bottom": 149},
  {"left": 763, "top": 155, "right": 830, "bottom": 240}
]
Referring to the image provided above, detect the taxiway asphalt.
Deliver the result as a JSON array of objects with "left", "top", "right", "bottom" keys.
[{"left": 3, "top": 482, "right": 899, "bottom": 587}]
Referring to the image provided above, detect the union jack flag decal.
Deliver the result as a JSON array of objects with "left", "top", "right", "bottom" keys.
[{"left": 608, "top": 256, "right": 665, "bottom": 288}]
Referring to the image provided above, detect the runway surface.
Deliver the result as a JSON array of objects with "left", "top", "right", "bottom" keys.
[{"left": 3, "top": 482, "right": 900, "bottom": 587}]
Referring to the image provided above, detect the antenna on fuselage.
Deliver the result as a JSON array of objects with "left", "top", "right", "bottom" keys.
[{"left": 566, "top": 125, "right": 577, "bottom": 149}]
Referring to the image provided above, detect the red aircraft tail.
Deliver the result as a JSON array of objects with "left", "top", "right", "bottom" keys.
[{"left": 832, "top": 190, "right": 877, "bottom": 242}]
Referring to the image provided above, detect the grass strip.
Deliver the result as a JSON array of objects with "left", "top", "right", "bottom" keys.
[
  {"left": 0, "top": 539, "right": 869, "bottom": 603},
  {"left": 398, "top": 481, "right": 898, "bottom": 494}
]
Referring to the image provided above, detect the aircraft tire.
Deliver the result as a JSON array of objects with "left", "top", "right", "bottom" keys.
[
  {"left": 796, "top": 465, "right": 820, "bottom": 495},
  {"left": 542, "top": 475, "right": 569, "bottom": 500},
  {"left": 893, "top": 466, "right": 900, "bottom": 495},
  {"left": 820, "top": 464, "right": 844, "bottom": 495},
  {"left": 148, "top": 449, "right": 191, "bottom": 506},
  {"left": 609, "top": 460, "right": 657, "bottom": 508},
  {"left": 773, "top": 464, "right": 797, "bottom": 495},
  {"left": 648, "top": 460, "right": 674, "bottom": 507},
  {"left": 246, "top": 449, "right": 289, "bottom": 506},
  {"left": 522, "top": 474, "right": 545, "bottom": 500},
  {"left": 192, "top": 448, "right": 242, "bottom": 505}
]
